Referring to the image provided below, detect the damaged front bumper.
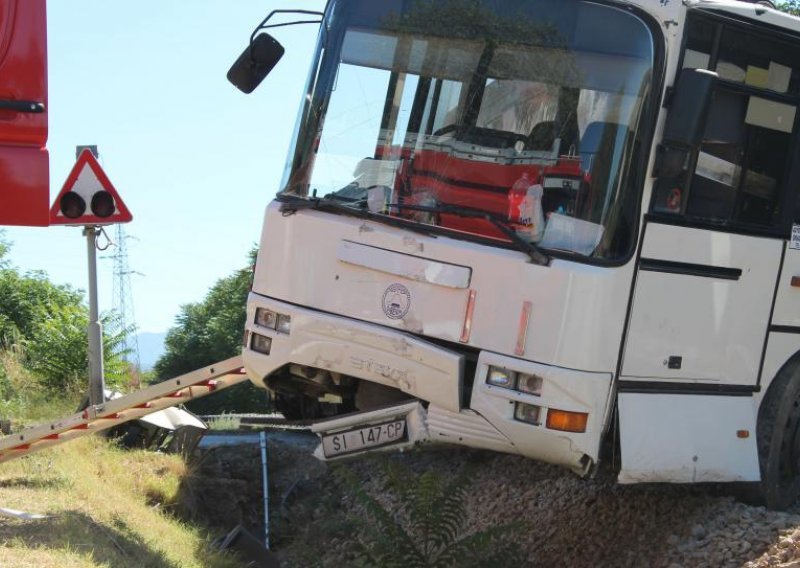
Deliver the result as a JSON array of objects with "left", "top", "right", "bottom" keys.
[
  {"left": 244, "top": 294, "right": 612, "bottom": 475},
  {"left": 243, "top": 294, "right": 464, "bottom": 413}
]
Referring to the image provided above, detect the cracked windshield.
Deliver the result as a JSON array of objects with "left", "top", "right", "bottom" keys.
[{"left": 283, "top": 0, "right": 655, "bottom": 260}]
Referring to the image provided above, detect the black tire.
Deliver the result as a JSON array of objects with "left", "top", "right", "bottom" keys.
[{"left": 756, "top": 360, "right": 800, "bottom": 509}]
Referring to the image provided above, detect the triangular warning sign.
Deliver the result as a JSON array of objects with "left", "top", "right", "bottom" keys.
[{"left": 49, "top": 149, "right": 132, "bottom": 226}]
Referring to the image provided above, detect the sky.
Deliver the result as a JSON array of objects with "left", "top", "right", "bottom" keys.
[{"left": 4, "top": 0, "right": 325, "bottom": 333}]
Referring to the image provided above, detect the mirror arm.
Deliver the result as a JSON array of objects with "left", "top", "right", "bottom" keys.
[
  {"left": 249, "top": 9, "right": 324, "bottom": 46},
  {"left": 248, "top": 10, "right": 323, "bottom": 64}
]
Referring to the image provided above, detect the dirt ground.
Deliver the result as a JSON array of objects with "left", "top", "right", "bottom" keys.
[{"left": 181, "top": 433, "right": 800, "bottom": 567}]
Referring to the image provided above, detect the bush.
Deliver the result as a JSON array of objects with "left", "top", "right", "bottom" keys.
[
  {"left": 342, "top": 462, "right": 525, "bottom": 567},
  {"left": 0, "top": 233, "right": 132, "bottom": 412}
]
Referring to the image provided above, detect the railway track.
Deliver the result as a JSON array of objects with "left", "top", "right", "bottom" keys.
[{"left": 200, "top": 414, "right": 314, "bottom": 430}]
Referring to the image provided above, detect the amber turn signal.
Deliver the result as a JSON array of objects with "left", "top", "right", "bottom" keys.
[{"left": 546, "top": 409, "right": 588, "bottom": 433}]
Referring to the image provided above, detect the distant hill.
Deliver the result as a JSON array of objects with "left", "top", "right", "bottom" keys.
[{"left": 136, "top": 331, "right": 167, "bottom": 371}]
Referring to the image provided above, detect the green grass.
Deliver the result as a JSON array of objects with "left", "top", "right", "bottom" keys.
[
  {"left": 0, "top": 350, "right": 242, "bottom": 568},
  {"left": 0, "top": 349, "right": 83, "bottom": 427},
  {"left": 205, "top": 413, "right": 241, "bottom": 431},
  {"left": 0, "top": 437, "right": 242, "bottom": 568}
]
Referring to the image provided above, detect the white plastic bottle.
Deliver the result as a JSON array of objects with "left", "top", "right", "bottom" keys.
[
  {"left": 517, "top": 183, "right": 544, "bottom": 241},
  {"left": 508, "top": 172, "right": 531, "bottom": 222}
]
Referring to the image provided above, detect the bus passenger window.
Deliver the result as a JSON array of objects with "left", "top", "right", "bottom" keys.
[
  {"left": 686, "top": 92, "right": 793, "bottom": 227},
  {"left": 652, "top": 15, "right": 798, "bottom": 233},
  {"left": 682, "top": 17, "right": 715, "bottom": 71},
  {"left": 686, "top": 90, "right": 746, "bottom": 222},
  {"left": 715, "top": 27, "right": 800, "bottom": 95}
]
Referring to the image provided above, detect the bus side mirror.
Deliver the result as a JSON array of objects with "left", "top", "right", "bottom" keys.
[
  {"left": 652, "top": 68, "right": 718, "bottom": 178},
  {"left": 227, "top": 33, "right": 285, "bottom": 94}
]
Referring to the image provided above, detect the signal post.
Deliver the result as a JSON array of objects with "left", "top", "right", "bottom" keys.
[{"left": 48, "top": 148, "right": 133, "bottom": 407}]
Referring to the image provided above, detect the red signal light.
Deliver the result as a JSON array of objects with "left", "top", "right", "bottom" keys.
[
  {"left": 60, "top": 192, "right": 86, "bottom": 219},
  {"left": 90, "top": 191, "right": 115, "bottom": 217}
]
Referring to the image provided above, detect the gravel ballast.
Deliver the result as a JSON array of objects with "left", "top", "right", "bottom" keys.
[{"left": 187, "top": 436, "right": 800, "bottom": 567}]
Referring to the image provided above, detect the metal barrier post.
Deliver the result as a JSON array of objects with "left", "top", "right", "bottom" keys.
[{"left": 260, "top": 431, "right": 270, "bottom": 549}]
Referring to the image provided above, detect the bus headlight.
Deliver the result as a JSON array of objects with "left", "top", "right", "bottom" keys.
[
  {"left": 515, "top": 403, "right": 541, "bottom": 425},
  {"left": 255, "top": 309, "right": 291, "bottom": 335},
  {"left": 487, "top": 367, "right": 515, "bottom": 389},
  {"left": 276, "top": 314, "right": 292, "bottom": 334},
  {"left": 255, "top": 308, "right": 278, "bottom": 329},
  {"left": 517, "top": 372, "right": 543, "bottom": 396},
  {"left": 250, "top": 333, "right": 272, "bottom": 355}
]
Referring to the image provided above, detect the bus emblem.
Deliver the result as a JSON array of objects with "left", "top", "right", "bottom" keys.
[{"left": 382, "top": 283, "right": 411, "bottom": 319}]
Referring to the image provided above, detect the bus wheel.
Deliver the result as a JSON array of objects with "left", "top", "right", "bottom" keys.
[{"left": 758, "top": 363, "right": 800, "bottom": 510}]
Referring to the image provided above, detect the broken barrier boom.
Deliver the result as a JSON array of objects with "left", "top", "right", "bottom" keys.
[{"left": 0, "top": 355, "right": 248, "bottom": 463}]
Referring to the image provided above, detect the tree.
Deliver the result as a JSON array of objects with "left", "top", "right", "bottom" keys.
[
  {"left": 153, "top": 249, "right": 267, "bottom": 413},
  {"left": 23, "top": 308, "right": 131, "bottom": 393},
  {"left": 777, "top": 1, "right": 800, "bottom": 15},
  {"left": 0, "top": 268, "right": 83, "bottom": 348},
  {"left": 0, "top": 233, "right": 131, "bottom": 396},
  {"left": 0, "top": 231, "right": 9, "bottom": 270}
]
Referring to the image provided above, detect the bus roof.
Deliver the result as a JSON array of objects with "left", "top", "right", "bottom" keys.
[{"left": 687, "top": 1, "right": 800, "bottom": 34}]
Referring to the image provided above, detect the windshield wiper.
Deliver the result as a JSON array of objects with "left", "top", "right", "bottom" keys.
[
  {"left": 278, "top": 193, "right": 368, "bottom": 216},
  {"left": 388, "top": 203, "right": 550, "bottom": 266}
]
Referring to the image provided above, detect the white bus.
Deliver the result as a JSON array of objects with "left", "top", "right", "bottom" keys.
[{"left": 232, "top": 0, "right": 800, "bottom": 509}]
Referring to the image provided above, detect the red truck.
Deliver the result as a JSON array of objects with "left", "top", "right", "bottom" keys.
[{"left": 0, "top": 0, "right": 48, "bottom": 226}]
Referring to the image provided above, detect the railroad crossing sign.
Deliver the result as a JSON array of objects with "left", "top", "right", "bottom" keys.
[
  {"left": 49, "top": 149, "right": 132, "bottom": 226},
  {"left": 48, "top": 147, "right": 134, "bottom": 407}
]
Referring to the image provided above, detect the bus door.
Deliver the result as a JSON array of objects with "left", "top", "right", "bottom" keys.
[
  {"left": 0, "top": 0, "right": 48, "bottom": 226},
  {"left": 617, "top": 14, "right": 800, "bottom": 482}
]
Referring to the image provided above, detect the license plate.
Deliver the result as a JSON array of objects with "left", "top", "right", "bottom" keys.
[{"left": 321, "top": 419, "right": 407, "bottom": 458}]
